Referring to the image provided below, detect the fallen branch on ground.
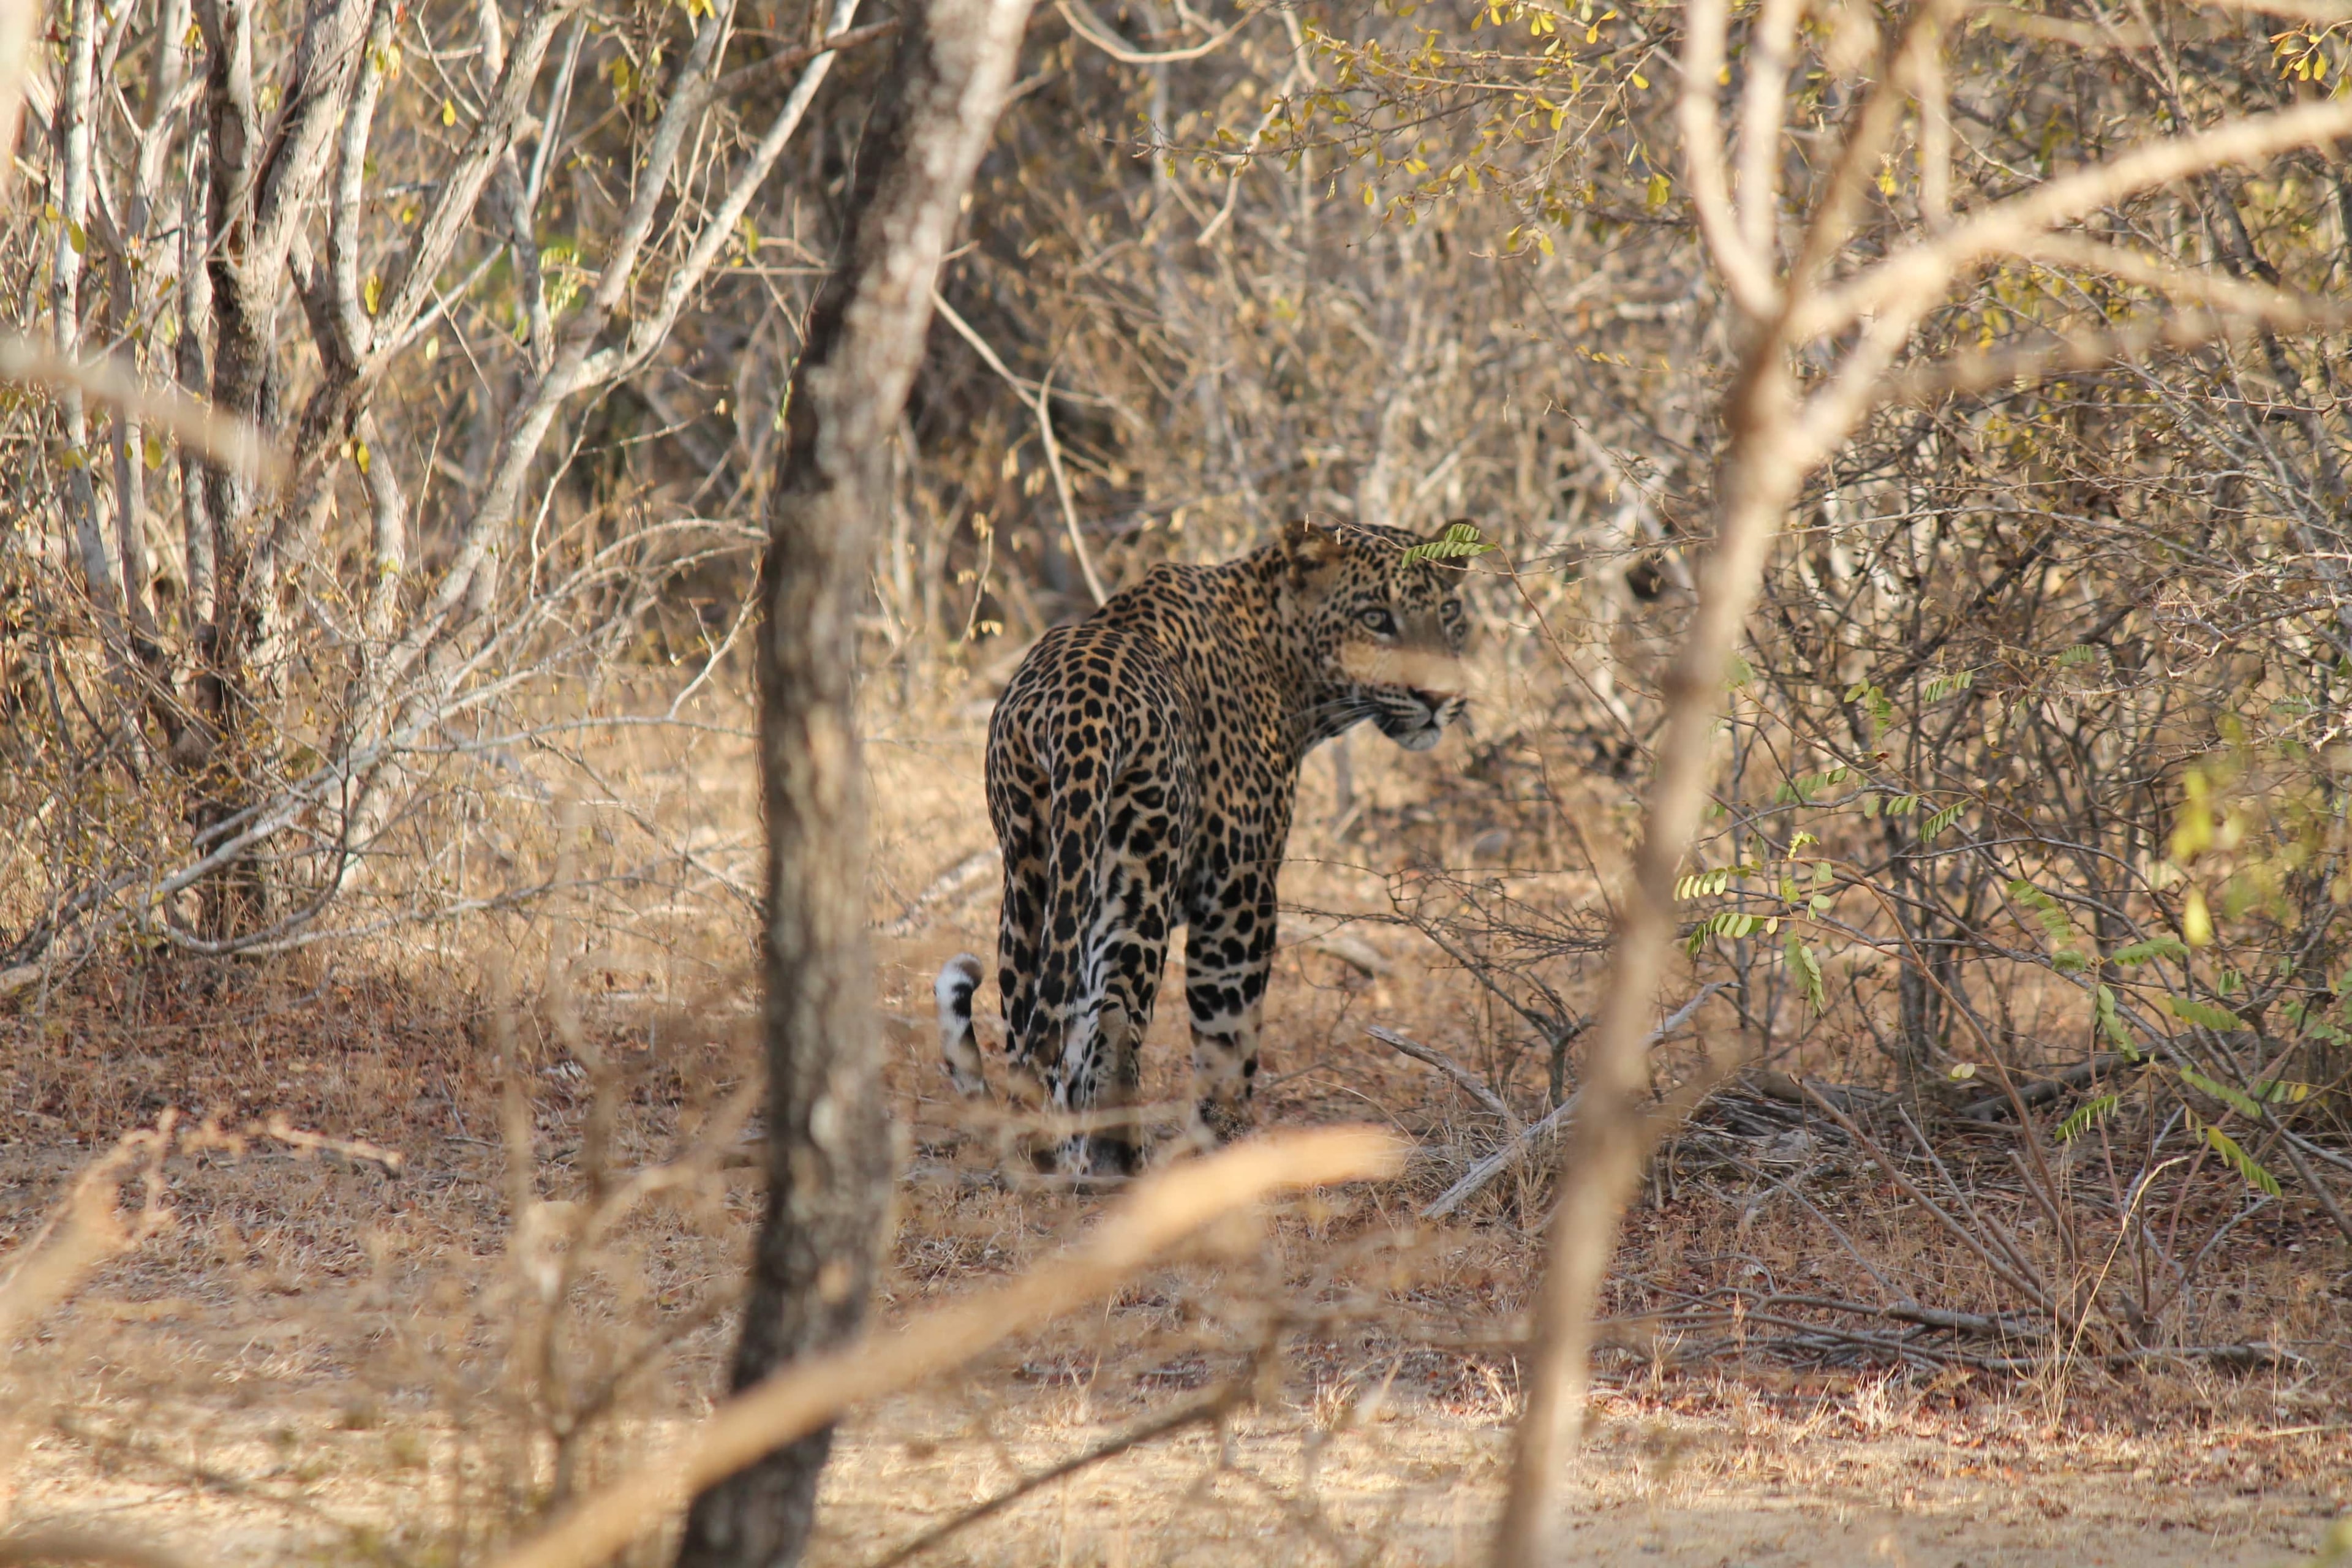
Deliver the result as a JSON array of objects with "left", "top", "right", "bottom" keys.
[
  {"left": 1366, "top": 1026, "right": 1518, "bottom": 1131},
  {"left": 1420, "top": 984, "right": 1722, "bottom": 1221},
  {"left": 1959, "top": 1052, "right": 2143, "bottom": 1121}
]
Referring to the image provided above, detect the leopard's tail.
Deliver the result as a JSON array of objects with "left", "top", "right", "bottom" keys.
[{"left": 936, "top": 952, "right": 988, "bottom": 1099}]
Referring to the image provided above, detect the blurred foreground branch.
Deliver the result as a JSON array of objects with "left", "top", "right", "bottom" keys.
[{"left": 491, "top": 1128, "right": 1403, "bottom": 1568}]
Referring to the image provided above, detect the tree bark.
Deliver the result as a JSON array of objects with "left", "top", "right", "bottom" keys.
[{"left": 671, "top": 0, "right": 1036, "bottom": 1562}]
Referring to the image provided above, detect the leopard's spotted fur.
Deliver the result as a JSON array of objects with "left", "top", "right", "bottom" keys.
[{"left": 937, "top": 520, "right": 1470, "bottom": 1174}]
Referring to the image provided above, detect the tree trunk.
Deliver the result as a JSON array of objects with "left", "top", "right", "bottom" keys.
[
  {"left": 1494, "top": 352, "right": 1804, "bottom": 1567},
  {"left": 671, "top": 0, "right": 1036, "bottom": 1562}
]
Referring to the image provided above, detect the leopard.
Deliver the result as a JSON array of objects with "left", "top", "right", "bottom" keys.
[{"left": 935, "top": 518, "right": 1472, "bottom": 1176}]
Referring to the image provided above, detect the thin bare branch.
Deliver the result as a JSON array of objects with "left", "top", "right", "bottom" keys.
[
  {"left": 1798, "top": 92, "right": 2352, "bottom": 339},
  {"left": 1057, "top": 0, "right": 1247, "bottom": 64},
  {"left": 1675, "top": 0, "right": 1778, "bottom": 318}
]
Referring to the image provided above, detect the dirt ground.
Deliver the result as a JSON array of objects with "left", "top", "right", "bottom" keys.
[{"left": 3, "top": 698, "right": 2348, "bottom": 1567}]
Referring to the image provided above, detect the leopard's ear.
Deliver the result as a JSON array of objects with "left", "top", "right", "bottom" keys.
[{"left": 1282, "top": 518, "right": 1346, "bottom": 578}]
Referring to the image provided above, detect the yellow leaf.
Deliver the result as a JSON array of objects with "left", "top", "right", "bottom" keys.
[
  {"left": 352, "top": 439, "right": 371, "bottom": 475},
  {"left": 441, "top": 98, "right": 457, "bottom": 126},
  {"left": 1630, "top": 70, "right": 1648, "bottom": 89},
  {"left": 1645, "top": 171, "right": 1669, "bottom": 207},
  {"left": 142, "top": 434, "right": 164, "bottom": 470},
  {"left": 1363, "top": 184, "right": 1376, "bottom": 206},
  {"left": 363, "top": 273, "right": 382, "bottom": 315},
  {"left": 2183, "top": 888, "right": 2214, "bottom": 946}
]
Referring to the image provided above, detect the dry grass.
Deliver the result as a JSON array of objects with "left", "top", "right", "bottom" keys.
[{"left": 3, "top": 680, "right": 2349, "bottom": 1567}]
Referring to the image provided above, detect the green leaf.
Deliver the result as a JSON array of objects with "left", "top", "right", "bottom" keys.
[
  {"left": 2250, "top": 1078, "right": 2314, "bottom": 1105},
  {"left": 1784, "top": 930, "right": 1826, "bottom": 1013},
  {"left": 2111, "top": 937, "right": 2187, "bottom": 965},
  {"left": 1676, "top": 866, "right": 1744, "bottom": 900},
  {"left": 2056, "top": 1093, "right": 2120, "bottom": 1141},
  {"left": 1921, "top": 668, "right": 1976, "bottom": 703},
  {"left": 2178, "top": 1066, "right": 2263, "bottom": 1120},
  {"left": 2007, "top": 879, "right": 2073, "bottom": 945},
  {"left": 1400, "top": 520, "right": 1498, "bottom": 564},
  {"left": 2057, "top": 643, "right": 2100, "bottom": 668},
  {"left": 2166, "top": 997, "right": 2245, "bottom": 1033},
  {"left": 2095, "top": 984, "right": 2136, "bottom": 1057},
  {"left": 2202, "top": 1125, "right": 2282, "bottom": 1197},
  {"left": 1921, "top": 801, "right": 1966, "bottom": 838}
]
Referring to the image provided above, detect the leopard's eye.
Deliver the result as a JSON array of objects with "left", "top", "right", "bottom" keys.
[
  {"left": 1358, "top": 606, "right": 1399, "bottom": 636},
  {"left": 1439, "top": 598, "right": 1463, "bottom": 624}
]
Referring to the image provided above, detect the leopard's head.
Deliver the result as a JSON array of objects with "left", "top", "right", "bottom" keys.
[{"left": 1272, "top": 518, "right": 1471, "bottom": 752}]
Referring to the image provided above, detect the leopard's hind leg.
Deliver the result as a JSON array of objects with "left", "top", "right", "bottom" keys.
[
  {"left": 1008, "top": 752, "right": 1187, "bottom": 1178},
  {"left": 1055, "top": 834, "right": 1176, "bottom": 1177}
]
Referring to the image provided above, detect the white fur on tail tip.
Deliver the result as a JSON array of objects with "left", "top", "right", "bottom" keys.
[{"left": 937, "top": 953, "right": 989, "bottom": 1099}]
